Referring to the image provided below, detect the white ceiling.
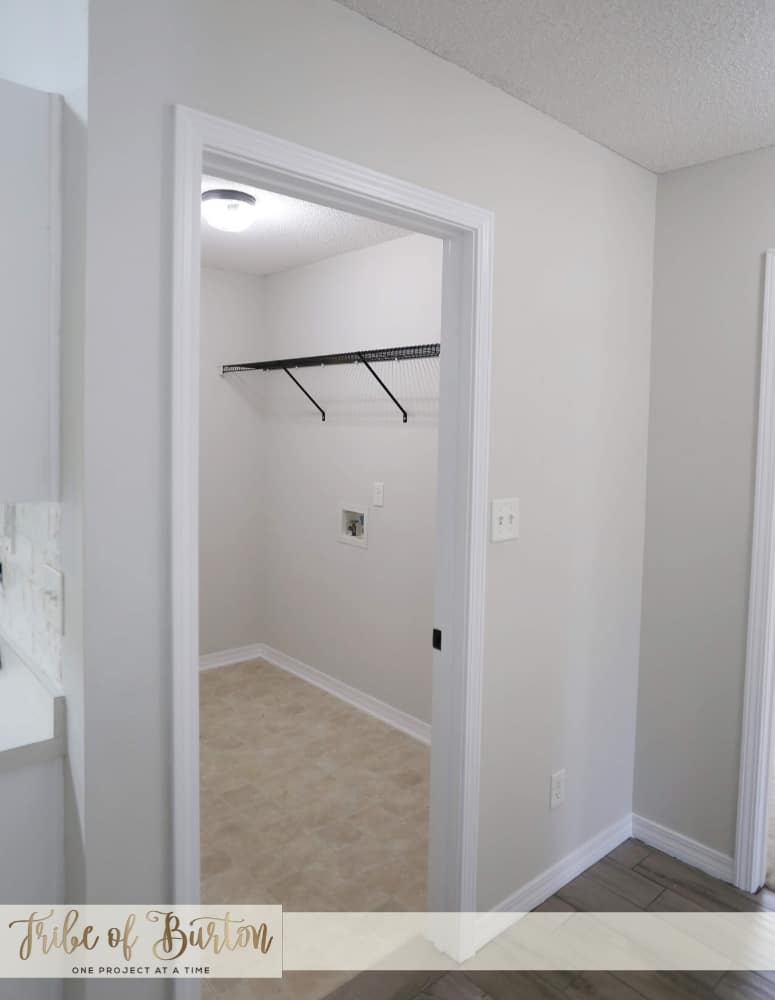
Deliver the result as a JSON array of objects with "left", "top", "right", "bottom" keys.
[
  {"left": 200, "top": 176, "right": 410, "bottom": 276},
  {"left": 335, "top": 0, "right": 775, "bottom": 173}
]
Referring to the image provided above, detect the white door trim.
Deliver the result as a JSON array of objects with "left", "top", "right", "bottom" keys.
[
  {"left": 171, "top": 104, "right": 493, "bottom": 946},
  {"left": 735, "top": 249, "right": 775, "bottom": 892}
]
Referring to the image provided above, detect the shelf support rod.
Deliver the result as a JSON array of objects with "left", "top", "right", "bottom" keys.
[
  {"left": 358, "top": 353, "right": 408, "bottom": 423},
  {"left": 284, "top": 368, "right": 326, "bottom": 422}
]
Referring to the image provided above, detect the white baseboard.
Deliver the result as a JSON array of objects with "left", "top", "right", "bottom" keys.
[
  {"left": 475, "top": 813, "right": 633, "bottom": 950},
  {"left": 199, "top": 642, "right": 431, "bottom": 745},
  {"left": 632, "top": 813, "right": 735, "bottom": 883},
  {"left": 260, "top": 644, "right": 431, "bottom": 745},
  {"left": 199, "top": 642, "right": 265, "bottom": 671},
  {"left": 474, "top": 812, "right": 737, "bottom": 952}
]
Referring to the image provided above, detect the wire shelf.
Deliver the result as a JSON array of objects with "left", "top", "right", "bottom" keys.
[{"left": 221, "top": 343, "right": 440, "bottom": 423}]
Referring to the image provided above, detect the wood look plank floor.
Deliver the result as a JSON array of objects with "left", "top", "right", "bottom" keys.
[{"left": 321, "top": 840, "right": 775, "bottom": 1000}]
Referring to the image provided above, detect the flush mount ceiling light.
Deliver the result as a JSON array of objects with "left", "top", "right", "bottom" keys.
[{"left": 201, "top": 188, "right": 258, "bottom": 233}]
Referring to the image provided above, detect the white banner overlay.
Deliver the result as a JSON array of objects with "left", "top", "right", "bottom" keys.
[
  {"left": 4, "top": 909, "right": 775, "bottom": 977},
  {"left": 284, "top": 912, "right": 775, "bottom": 973},
  {"left": 0, "top": 907, "right": 281, "bottom": 978}
]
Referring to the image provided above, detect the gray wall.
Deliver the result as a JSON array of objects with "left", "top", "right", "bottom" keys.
[
  {"left": 635, "top": 145, "right": 775, "bottom": 856},
  {"left": 78, "top": 6, "right": 655, "bottom": 991},
  {"left": 260, "top": 236, "right": 440, "bottom": 725},
  {"left": 199, "top": 267, "right": 267, "bottom": 656}
]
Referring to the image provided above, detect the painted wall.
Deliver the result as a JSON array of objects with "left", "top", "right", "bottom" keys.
[
  {"left": 635, "top": 145, "right": 775, "bottom": 857},
  {"left": 0, "top": 637, "right": 64, "bottom": 1000},
  {"left": 0, "top": 757, "right": 64, "bottom": 902},
  {"left": 199, "top": 268, "right": 266, "bottom": 656},
  {"left": 0, "top": 755, "right": 63, "bottom": 1000},
  {"left": 200, "top": 234, "right": 442, "bottom": 724},
  {"left": 82, "top": 0, "right": 655, "bottom": 959},
  {"left": 261, "top": 235, "right": 441, "bottom": 724},
  {"left": 0, "top": 0, "right": 86, "bottom": 97}
]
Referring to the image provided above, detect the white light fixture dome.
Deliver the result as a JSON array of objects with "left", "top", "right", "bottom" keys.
[{"left": 201, "top": 188, "right": 258, "bottom": 233}]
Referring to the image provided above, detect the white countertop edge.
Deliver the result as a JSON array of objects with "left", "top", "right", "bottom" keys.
[
  {"left": 0, "top": 715, "right": 65, "bottom": 772},
  {"left": 0, "top": 627, "right": 63, "bottom": 698},
  {"left": 0, "top": 629, "right": 66, "bottom": 768}
]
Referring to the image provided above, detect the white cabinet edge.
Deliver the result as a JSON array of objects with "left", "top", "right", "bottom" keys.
[{"left": 47, "top": 93, "right": 63, "bottom": 500}]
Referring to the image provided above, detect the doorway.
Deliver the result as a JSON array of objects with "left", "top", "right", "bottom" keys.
[
  {"left": 198, "top": 180, "right": 442, "bottom": 911},
  {"left": 171, "top": 107, "right": 493, "bottom": 936}
]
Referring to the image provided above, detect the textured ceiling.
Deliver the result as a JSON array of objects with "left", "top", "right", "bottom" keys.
[
  {"left": 334, "top": 0, "right": 775, "bottom": 173},
  {"left": 200, "top": 177, "right": 410, "bottom": 275}
]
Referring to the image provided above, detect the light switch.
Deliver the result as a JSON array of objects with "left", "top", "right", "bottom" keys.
[
  {"left": 373, "top": 481, "right": 384, "bottom": 507},
  {"left": 491, "top": 497, "right": 519, "bottom": 542}
]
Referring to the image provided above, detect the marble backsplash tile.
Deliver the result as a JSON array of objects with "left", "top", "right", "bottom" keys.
[{"left": 0, "top": 503, "right": 62, "bottom": 686}]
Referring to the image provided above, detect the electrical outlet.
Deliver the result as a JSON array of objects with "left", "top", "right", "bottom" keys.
[
  {"left": 491, "top": 497, "right": 519, "bottom": 542},
  {"left": 550, "top": 769, "right": 565, "bottom": 810}
]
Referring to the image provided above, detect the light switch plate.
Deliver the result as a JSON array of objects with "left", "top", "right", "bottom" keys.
[
  {"left": 373, "top": 481, "right": 384, "bottom": 507},
  {"left": 491, "top": 497, "right": 519, "bottom": 542}
]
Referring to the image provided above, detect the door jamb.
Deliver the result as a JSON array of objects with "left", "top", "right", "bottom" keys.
[
  {"left": 171, "top": 106, "right": 494, "bottom": 983},
  {"left": 736, "top": 249, "right": 775, "bottom": 892}
]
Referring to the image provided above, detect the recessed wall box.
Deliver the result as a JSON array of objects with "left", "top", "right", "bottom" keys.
[{"left": 339, "top": 506, "right": 368, "bottom": 548}]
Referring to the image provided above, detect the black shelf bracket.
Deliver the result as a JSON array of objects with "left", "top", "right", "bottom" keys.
[
  {"left": 284, "top": 368, "right": 326, "bottom": 422},
  {"left": 221, "top": 342, "right": 440, "bottom": 424},
  {"left": 358, "top": 353, "right": 407, "bottom": 423}
]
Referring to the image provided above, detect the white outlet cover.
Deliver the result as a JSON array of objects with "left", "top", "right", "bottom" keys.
[
  {"left": 550, "top": 768, "right": 566, "bottom": 810},
  {"left": 491, "top": 497, "right": 519, "bottom": 542}
]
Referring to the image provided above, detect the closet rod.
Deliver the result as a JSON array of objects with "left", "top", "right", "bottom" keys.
[{"left": 221, "top": 342, "right": 440, "bottom": 423}]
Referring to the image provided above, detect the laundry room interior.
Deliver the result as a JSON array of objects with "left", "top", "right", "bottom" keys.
[{"left": 198, "top": 179, "right": 443, "bottom": 912}]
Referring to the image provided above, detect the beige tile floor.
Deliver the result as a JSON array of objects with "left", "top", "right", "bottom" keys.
[{"left": 200, "top": 657, "right": 430, "bottom": 1000}]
